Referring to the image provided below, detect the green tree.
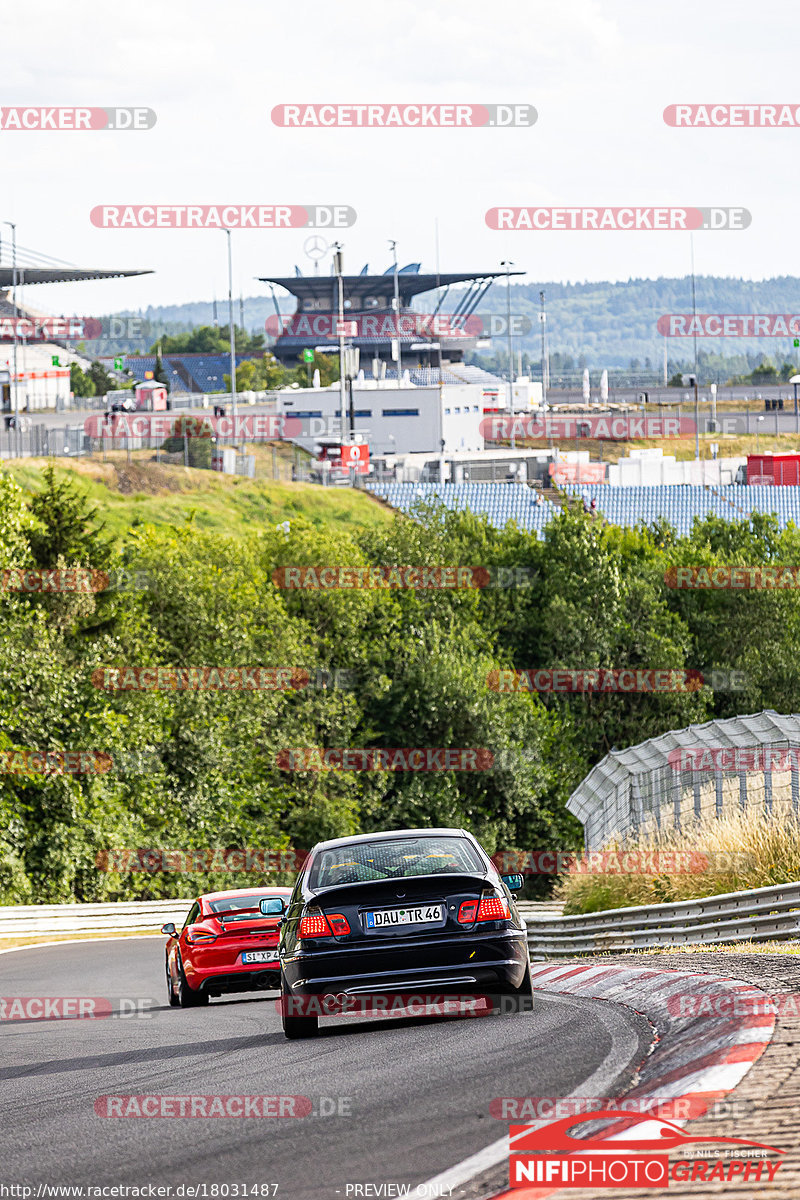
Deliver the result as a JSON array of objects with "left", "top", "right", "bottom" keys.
[
  {"left": 291, "top": 351, "right": 339, "bottom": 388},
  {"left": 224, "top": 354, "right": 285, "bottom": 392},
  {"left": 160, "top": 416, "right": 213, "bottom": 468},
  {"left": 69, "top": 363, "right": 95, "bottom": 397},
  {"left": 88, "top": 362, "right": 114, "bottom": 396},
  {"left": 25, "top": 466, "right": 110, "bottom": 569}
]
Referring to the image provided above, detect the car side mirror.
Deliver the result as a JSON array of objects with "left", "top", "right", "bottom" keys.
[
  {"left": 260, "top": 897, "right": 286, "bottom": 915},
  {"left": 501, "top": 873, "right": 524, "bottom": 892},
  {"left": 161, "top": 922, "right": 177, "bottom": 936}
]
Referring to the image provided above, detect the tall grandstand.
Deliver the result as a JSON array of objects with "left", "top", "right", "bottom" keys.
[
  {"left": 258, "top": 261, "right": 524, "bottom": 378},
  {"left": 0, "top": 247, "right": 151, "bottom": 412},
  {"left": 367, "top": 481, "right": 800, "bottom": 537},
  {"left": 117, "top": 354, "right": 506, "bottom": 393}
]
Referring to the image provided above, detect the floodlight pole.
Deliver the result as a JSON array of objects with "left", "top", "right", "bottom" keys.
[
  {"left": 225, "top": 229, "right": 237, "bottom": 427},
  {"left": 501, "top": 261, "right": 515, "bottom": 449},
  {"left": 539, "top": 290, "right": 548, "bottom": 407},
  {"left": 333, "top": 244, "right": 347, "bottom": 442},
  {"left": 3, "top": 222, "right": 19, "bottom": 456},
  {"left": 390, "top": 240, "right": 402, "bottom": 386}
]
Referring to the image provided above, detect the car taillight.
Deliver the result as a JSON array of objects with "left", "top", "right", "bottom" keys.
[
  {"left": 299, "top": 911, "right": 333, "bottom": 938},
  {"left": 457, "top": 900, "right": 479, "bottom": 924},
  {"left": 185, "top": 929, "right": 217, "bottom": 944},
  {"left": 327, "top": 913, "right": 351, "bottom": 936},
  {"left": 477, "top": 895, "right": 510, "bottom": 921}
]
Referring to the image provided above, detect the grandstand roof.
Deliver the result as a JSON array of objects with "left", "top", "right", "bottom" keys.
[
  {"left": 567, "top": 709, "right": 800, "bottom": 830},
  {"left": 258, "top": 270, "right": 524, "bottom": 306},
  {"left": 0, "top": 268, "right": 152, "bottom": 287}
]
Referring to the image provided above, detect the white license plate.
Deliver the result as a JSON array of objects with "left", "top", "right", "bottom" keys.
[
  {"left": 365, "top": 905, "right": 443, "bottom": 929},
  {"left": 241, "top": 950, "right": 278, "bottom": 964}
]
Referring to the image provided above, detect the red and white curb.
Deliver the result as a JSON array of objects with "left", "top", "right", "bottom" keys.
[{"left": 413, "top": 962, "right": 777, "bottom": 1200}]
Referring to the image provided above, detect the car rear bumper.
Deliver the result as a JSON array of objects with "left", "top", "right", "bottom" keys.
[
  {"left": 281, "top": 929, "right": 529, "bottom": 996},
  {"left": 187, "top": 960, "right": 281, "bottom": 995}
]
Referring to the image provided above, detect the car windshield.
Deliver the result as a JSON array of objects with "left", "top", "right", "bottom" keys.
[
  {"left": 206, "top": 895, "right": 273, "bottom": 917},
  {"left": 308, "top": 836, "right": 484, "bottom": 890}
]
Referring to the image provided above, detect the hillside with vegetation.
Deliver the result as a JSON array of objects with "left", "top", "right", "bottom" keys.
[{"left": 4, "top": 464, "right": 800, "bottom": 905}]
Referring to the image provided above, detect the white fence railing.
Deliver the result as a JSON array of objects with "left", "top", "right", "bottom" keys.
[
  {"left": 524, "top": 880, "right": 800, "bottom": 956},
  {"left": 0, "top": 899, "right": 193, "bottom": 937}
]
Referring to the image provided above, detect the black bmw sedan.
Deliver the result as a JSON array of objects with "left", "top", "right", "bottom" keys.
[{"left": 277, "top": 827, "right": 533, "bottom": 1038}]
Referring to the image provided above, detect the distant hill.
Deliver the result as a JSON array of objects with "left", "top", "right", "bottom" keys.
[{"left": 98, "top": 276, "right": 800, "bottom": 372}]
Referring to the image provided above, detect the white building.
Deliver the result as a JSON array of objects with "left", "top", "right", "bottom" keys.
[{"left": 277, "top": 381, "right": 487, "bottom": 456}]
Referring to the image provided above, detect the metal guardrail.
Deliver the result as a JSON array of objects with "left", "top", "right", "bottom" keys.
[
  {"left": 524, "top": 880, "right": 800, "bottom": 955},
  {"left": 0, "top": 899, "right": 193, "bottom": 937},
  {"left": 3, "top": 885, "right": 797, "bottom": 951}
]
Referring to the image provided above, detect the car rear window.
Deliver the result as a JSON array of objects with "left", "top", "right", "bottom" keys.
[
  {"left": 206, "top": 895, "right": 276, "bottom": 917},
  {"left": 308, "top": 836, "right": 484, "bottom": 890}
]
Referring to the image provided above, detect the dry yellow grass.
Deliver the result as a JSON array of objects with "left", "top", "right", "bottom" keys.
[
  {"left": 0, "top": 929, "right": 164, "bottom": 951},
  {"left": 555, "top": 811, "right": 800, "bottom": 914}
]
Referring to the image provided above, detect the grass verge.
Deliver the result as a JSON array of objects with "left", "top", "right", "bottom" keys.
[
  {"left": 3, "top": 456, "right": 393, "bottom": 541},
  {"left": 555, "top": 811, "right": 800, "bottom": 914},
  {"left": 0, "top": 929, "right": 164, "bottom": 951}
]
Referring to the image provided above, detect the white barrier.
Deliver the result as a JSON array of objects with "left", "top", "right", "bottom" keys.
[{"left": 0, "top": 899, "right": 193, "bottom": 936}]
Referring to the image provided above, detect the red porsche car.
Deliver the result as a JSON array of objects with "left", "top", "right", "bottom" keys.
[{"left": 162, "top": 887, "right": 292, "bottom": 1007}]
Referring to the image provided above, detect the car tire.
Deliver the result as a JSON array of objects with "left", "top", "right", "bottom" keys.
[
  {"left": 166, "top": 955, "right": 180, "bottom": 1007},
  {"left": 177, "top": 955, "right": 209, "bottom": 1008},
  {"left": 490, "top": 960, "right": 534, "bottom": 1015},
  {"left": 280, "top": 975, "right": 318, "bottom": 1039}
]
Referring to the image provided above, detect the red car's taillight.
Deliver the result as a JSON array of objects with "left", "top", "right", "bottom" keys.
[
  {"left": 327, "top": 913, "right": 351, "bottom": 936},
  {"left": 477, "top": 895, "right": 510, "bottom": 921},
  {"left": 458, "top": 895, "right": 510, "bottom": 924},
  {"left": 299, "top": 911, "right": 332, "bottom": 938},
  {"left": 185, "top": 928, "right": 217, "bottom": 944}
]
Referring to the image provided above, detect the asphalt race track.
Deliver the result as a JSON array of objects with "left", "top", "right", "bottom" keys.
[{"left": 0, "top": 939, "right": 652, "bottom": 1199}]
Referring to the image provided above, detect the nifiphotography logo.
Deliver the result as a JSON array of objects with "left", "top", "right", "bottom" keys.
[{"left": 508, "top": 1110, "right": 784, "bottom": 1188}]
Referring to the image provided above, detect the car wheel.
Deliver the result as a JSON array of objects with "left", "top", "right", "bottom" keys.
[
  {"left": 280, "top": 974, "right": 317, "bottom": 1039},
  {"left": 177, "top": 955, "right": 209, "bottom": 1008},
  {"left": 166, "top": 955, "right": 180, "bottom": 1007},
  {"left": 490, "top": 960, "right": 534, "bottom": 1015}
]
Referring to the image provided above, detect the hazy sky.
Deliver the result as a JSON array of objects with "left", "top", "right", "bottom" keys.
[{"left": 2, "top": 0, "right": 795, "bottom": 316}]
